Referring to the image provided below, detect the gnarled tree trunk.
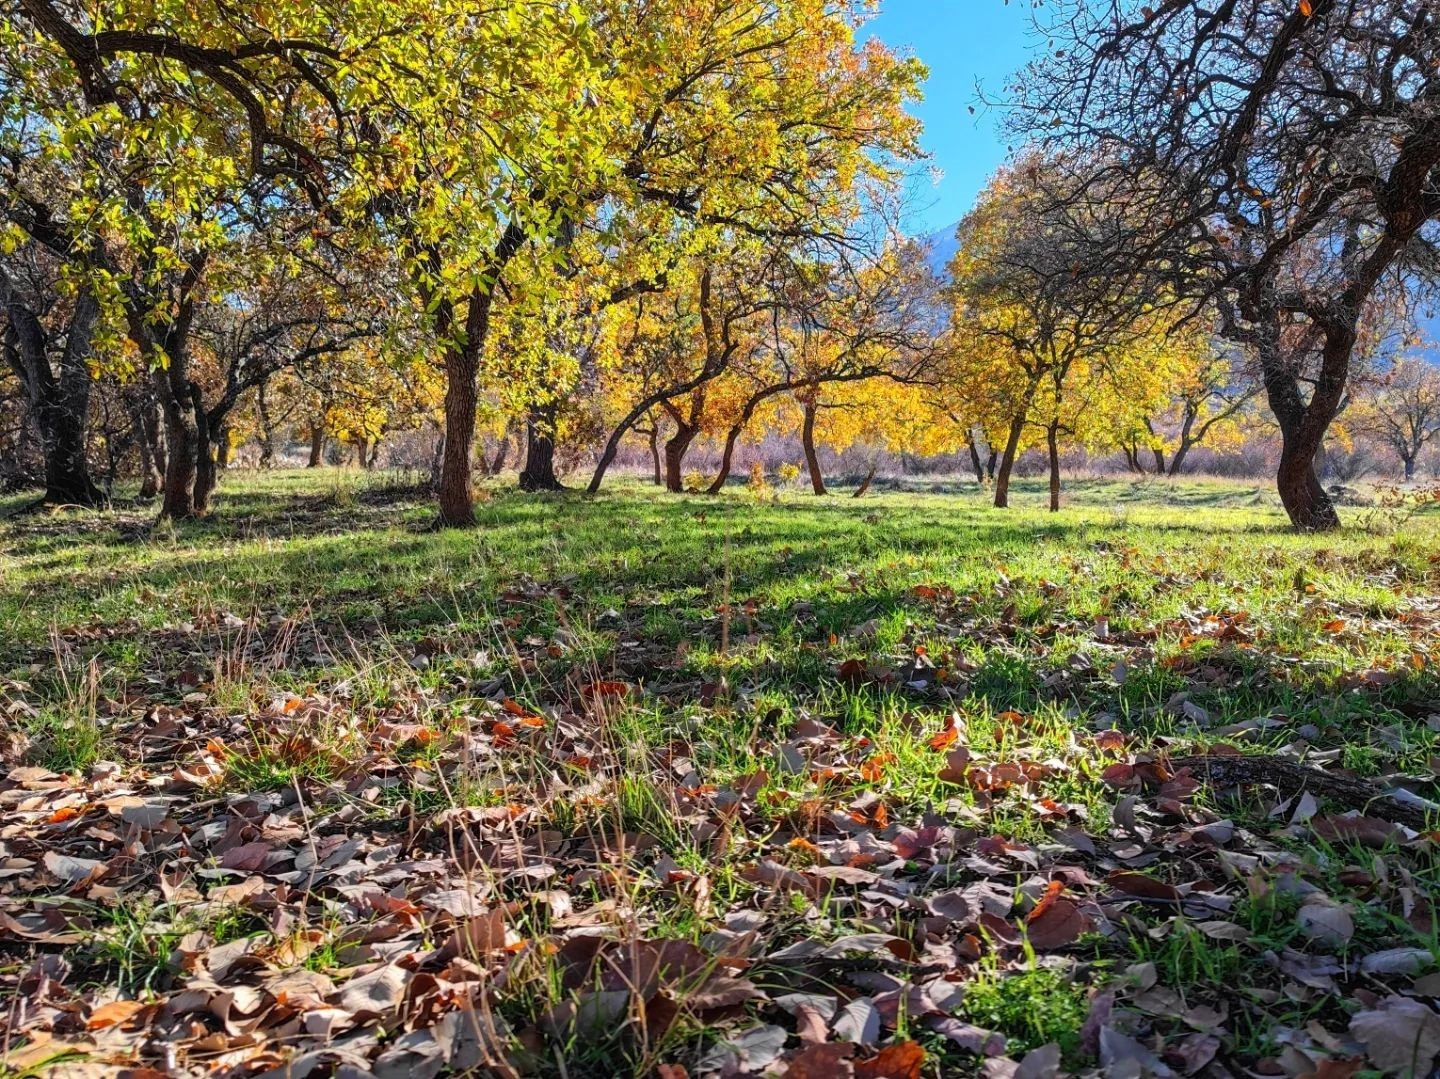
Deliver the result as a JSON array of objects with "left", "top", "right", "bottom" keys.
[{"left": 2, "top": 284, "right": 103, "bottom": 506}]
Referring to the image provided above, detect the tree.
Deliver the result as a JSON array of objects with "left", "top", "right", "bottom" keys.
[
  {"left": 1144, "top": 332, "right": 1259, "bottom": 476},
  {"left": 1011, "top": 0, "right": 1440, "bottom": 529},
  {"left": 0, "top": 239, "right": 101, "bottom": 504},
  {"left": 1354, "top": 354, "right": 1440, "bottom": 481},
  {"left": 948, "top": 159, "right": 1160, "bottom": 510}
]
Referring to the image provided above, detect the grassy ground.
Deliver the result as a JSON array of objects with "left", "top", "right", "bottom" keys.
[{"left": 1, "top": 470, "right": 1438, "bottom": 1078}]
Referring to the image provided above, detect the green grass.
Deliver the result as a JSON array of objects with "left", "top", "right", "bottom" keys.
[{"left": 1, "top": 469, "right": 1437, "bottom": 1077}]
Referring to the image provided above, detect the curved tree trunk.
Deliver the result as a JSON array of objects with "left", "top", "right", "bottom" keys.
[
  {"left": 801, "top": 399, "right": 826, "bottom": 495},
  {"left": 1260, "top": 333, "right": 1343, "bottom": 532},
  {"left": 993, "top": 412, "right": 1026, "bottom": 509},
  {"left": 519, "top": 401, "right": 564, "bottom": 491},
  {"left": 1167, "top": 441, "right": 1193, "bottom": 477},
  {"left": 664, "top": 423, "right": 699, "bottom": 492},
  {"left": 707, "top": 425, "right": 745, "bottom": 494}
]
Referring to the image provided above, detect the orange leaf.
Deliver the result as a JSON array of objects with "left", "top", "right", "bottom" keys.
[
  {"left": 927, "top": 725, "right": 958, "bottom": 752},
  {"left": 87, "top": 1000, "right": 146, "bottom": 1030},
  {"left": 860, "top": 752, "right": 895, "bottom": 784},
  {"left": 1026, "top": 879, "right": 1065, "bottom": 923},
  {"left": 1299, "top": 0, "right": 1314, "bottom": 15},
  {"left": 855, "top": 1040, "right": 925, "bottom": 1079},
  {"left": 1321, "top": 619, "right": 1347, "bottom": 633}
]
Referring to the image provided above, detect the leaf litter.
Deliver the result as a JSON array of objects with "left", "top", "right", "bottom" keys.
[{"left": 1, "top": 526, "right": 1439, "bottom": 1077}]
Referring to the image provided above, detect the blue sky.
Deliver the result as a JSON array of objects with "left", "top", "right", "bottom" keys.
[
  {"left": 865, "top": 0, "right": 1037, "bottom": 234},
  {"left": 866, "top": 2, "right": 1439, "bottom": 347}
]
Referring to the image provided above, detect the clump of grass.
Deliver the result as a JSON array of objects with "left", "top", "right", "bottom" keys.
[
  {"left": 960, "top": 962, "right": 1089, "bottom": 1063},
  {"left": 25, "top": 652, "right": 107, "bottom": 773}
]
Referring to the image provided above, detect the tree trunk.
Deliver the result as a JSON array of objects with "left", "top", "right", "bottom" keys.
[
  {"left": 993, "top": 412, "right": 1025, "bottom": 509},
  {"left": 519, "top": 401, "right": 564, "bottom": 491},
  {"left": 663, "top": 423, "right": 698, "bottom": 492},
  {"left": 853, "top": 463, "right": 877, "bottom": 498},
  {"left": 257, "top": 385, "right": 277, "bottom": 469},
  {"left": 308, "top": 423, "right": 325, "bottom": 467},
  {"left": 3, "top": 286, "right": 103, "bottom": 506},
  {"left": 1167, "top": 442, "right": 1192, "bottom": 477},
  {"left": 215, "top": 426, "right": 232, "bottom": 469},
  {"left": 966, "top": 431, "right": 985, "bottom": 484},
  {"left": 366, "top": 438, "right": 381, "bottom": 470},
  {"left": 491, "top": 432, "right": 510, "bottom": 474},
  {"left": 801, "top": 399, "right": 826, "bottom": 495},
  {"left": 1403, "top": 454, "right": 1416, "bottom": 482},
  {"left": 1046, "top": 422, "right": 1061, "bottom": 513},
  {"left": 986, "top": 448, "right": 998, "bottom": 481},
  {"left": 707, "top": 425, "right": 745, "bottom": 494},
  {"left": 155, "top": 368, "right": 199, "bottom": 520},
  {"left": 438, "top": 346, "right": 480, "bottom": 525},
  {"left": 355, "top": 439, "right": 369, "bottom": 470},
  {"left": 648, "top": 426, "right": 663, "bottom": 485},
  {"left": 190, "top": 389, "right": 216, "bottom": 516},
  {"left": 1260, "top": 330, "right": 1343, "bottom": 532},
  {"left": 134, "top": 396, "right": 162, "bottom": 498}
]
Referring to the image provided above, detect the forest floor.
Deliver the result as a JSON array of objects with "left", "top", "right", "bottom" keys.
[{"left": 2, "top": 470, "right": 1439, "bottom": 1079}]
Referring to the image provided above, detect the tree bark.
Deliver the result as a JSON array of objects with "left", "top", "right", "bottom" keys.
[
  {"left": 256, "top": 383, "right": 276, "bottom": 469},
  {"left": 155, "top": 367, "right": 198, "bottom": 520},
  {"left": 1403, "top": 454, "right": 1416, "bottom": 482},
  {"left": 134, "top": 395, "right": 163, "bottom": 498},
  {"left": 993, "top": 412, "right": 1025, "bottom": 509},
  {"left": 2, "top": 284, "right": 103, "bottom": 506},
  {"left": 648, "top": 425, "right": 663, "bottom": 485},
  {"left": 708, "top": 424, "right": 745, "bottom": 494},
  {"left": 1260, "top": 330, "right": 1343, "bottom": 532},
  {"left": 519, "top": 400, "right": 564, "bottom": 491},
  {"left": 308, "top": 423, "right": 325, "bottom": 467},
  {"left": 801, "top": 399, "right": 826, "bottom": 495},
  {"left": 190, "top": 385, "right": 216, "bottom": 516},
  {"left": 663, "top": 423, "right": 698, "bottom": 492},
  {"left": 215, "top": 426, "right": 232, "bottom": 469},
  {"left": 986, "top": 447, "right": 998, "bottom": 482},
  {"left": 853, "top": 463, "right": 877, "bottom": 498},
  {"left": 438, "top": 344, "right": 480, "bottom": 524},
  {"left": 966, "top": 430, "right": 985, "bottom": 484},
  {"left": 1046, "top": 421, "right": 1061, "bottom": 513}
]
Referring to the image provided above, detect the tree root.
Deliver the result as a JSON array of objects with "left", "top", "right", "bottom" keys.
[{"left": 1169, "top": 754, "right": 1437, "bottom": 831}]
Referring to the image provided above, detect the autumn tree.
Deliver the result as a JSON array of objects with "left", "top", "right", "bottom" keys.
[
  {"left": 948, "top": 159, "right": 1160, "bottom": 510},
  {"left": 1353, "top": 354, "right": 1440, "bottom": 481},
  {"left": 1010, "top": 0, "right": 1440, "bottom": 529}
]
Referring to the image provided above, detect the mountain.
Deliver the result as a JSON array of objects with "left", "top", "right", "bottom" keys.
[
  {"left": 920, "top": 224, "right": 959, "bottom": 278},
  {"left": 916, "top": 221, "right": 1439, "bottom": 358}
]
